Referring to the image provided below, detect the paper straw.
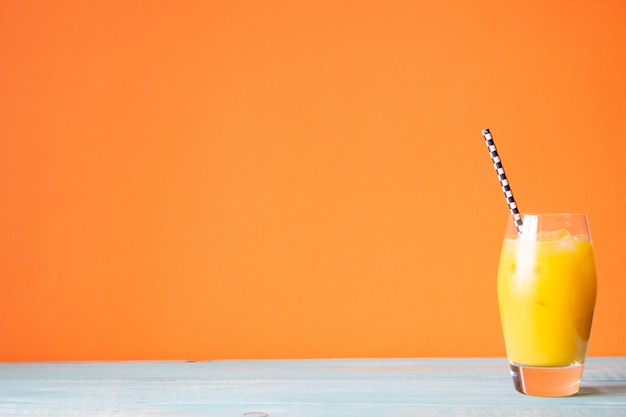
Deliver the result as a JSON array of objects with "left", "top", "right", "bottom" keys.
[{"left": 482, "top": 128, "right": 523, "bottom": 234}]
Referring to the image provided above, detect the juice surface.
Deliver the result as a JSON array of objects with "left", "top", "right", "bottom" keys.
[{"left": 497, "top": 230, "right": 597, "bottom": 367}]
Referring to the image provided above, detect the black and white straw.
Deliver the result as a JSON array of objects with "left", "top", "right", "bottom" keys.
[{"left": 482, "top": 128, "right": 523, "bottom": 234}]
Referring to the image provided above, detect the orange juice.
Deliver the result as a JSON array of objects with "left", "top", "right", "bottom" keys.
[{"left": 497, "top": 230, "right": 597, "bottom": 367}]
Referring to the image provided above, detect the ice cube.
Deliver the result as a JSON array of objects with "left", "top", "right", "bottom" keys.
[
  {"left": 555, "top": 233, "right": 577, "bottom": 252},
  {"left": 539, "top": 229, "right": 571, "bottom": 242}
]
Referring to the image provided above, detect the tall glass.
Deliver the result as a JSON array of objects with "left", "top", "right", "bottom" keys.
[{"left": 497, "top": 213, "right": 597, "bottom": 397}]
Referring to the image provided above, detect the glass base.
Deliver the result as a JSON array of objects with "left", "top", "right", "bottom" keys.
[{"left": 509, "top": 362, "right": 584, "bottom": 397}]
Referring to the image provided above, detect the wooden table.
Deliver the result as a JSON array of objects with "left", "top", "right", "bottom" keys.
[{"left": 1, "top": 357, "right": 625, "bottom": 416}]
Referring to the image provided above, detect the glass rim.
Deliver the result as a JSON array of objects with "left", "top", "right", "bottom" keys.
[{"left": 517, "top": 212, "right": 589, "bottom": 218}]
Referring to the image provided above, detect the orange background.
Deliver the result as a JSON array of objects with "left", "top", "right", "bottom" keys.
[{"left": 1, "top": 1, "right": 625, "bottom": 361}]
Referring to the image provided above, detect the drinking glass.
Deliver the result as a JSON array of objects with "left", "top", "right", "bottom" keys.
[{"left": 497, "top": 213, "right": 597, "bottom": 396}]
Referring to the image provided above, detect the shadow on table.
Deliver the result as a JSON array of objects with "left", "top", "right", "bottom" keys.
[{"left": 578, "top": 383, "right": 626, "bottom": 396}]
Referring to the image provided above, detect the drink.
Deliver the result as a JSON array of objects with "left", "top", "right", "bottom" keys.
[{"left": 497, "top": 214, "right": 597, "bottom": 396}]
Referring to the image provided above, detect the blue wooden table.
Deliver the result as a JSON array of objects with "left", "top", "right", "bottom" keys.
[{"left": 1, "top": 357, "right": 625, "bottom": 416}]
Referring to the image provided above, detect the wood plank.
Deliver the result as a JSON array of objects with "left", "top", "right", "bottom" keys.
[{"left": 0, "top": 358, "right": 625, "bottom": 416}]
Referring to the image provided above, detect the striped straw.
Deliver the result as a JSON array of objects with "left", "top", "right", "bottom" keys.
[{"left": 482, "top": 128, "right": 523, "bottom": 234}]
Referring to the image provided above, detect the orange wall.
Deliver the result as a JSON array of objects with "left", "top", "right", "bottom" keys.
[{"left": 1, "top": 1, "right": 625, "bottom": 361}]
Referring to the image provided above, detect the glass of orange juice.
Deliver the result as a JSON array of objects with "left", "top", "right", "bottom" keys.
[{"left": 497, "top": 213, "right": 597, "bottom": 397}]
